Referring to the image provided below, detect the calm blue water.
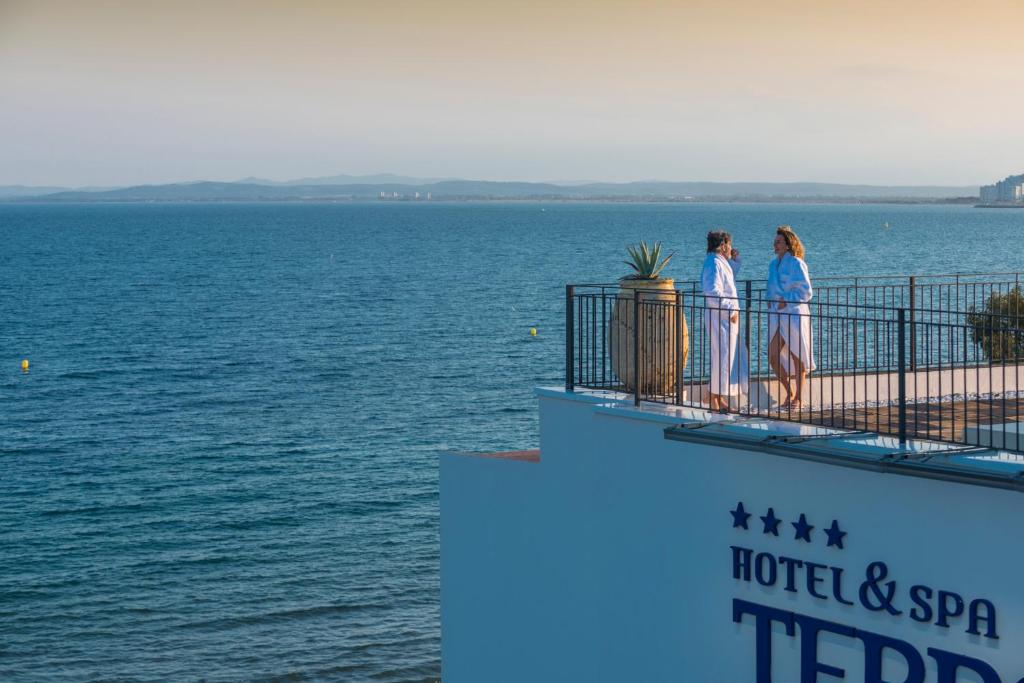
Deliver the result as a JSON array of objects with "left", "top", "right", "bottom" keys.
[{"left": 1, "top": 202, "right": 1022, "bottom": 681}]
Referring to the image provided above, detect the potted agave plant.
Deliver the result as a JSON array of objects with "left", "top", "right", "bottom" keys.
[{"left": 609, "top": 241, "right": 689, "bottom": 395}]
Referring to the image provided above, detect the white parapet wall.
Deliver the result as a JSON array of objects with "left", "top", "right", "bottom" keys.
[{"left": 441, "top": 389, "right": 1024, "bottom": 682}]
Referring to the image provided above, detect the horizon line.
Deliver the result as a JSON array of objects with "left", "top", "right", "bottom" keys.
[{"left": 0, "top": 175, "right": 993, "bottom": 191}]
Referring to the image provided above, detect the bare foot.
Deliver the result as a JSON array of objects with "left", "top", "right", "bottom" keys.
[{"left": 777, "top": 382, "right": 794, "bottom": 410}]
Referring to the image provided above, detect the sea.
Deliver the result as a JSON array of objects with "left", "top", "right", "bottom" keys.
[{"left": 1, "top": 202, "right": 1022, "bottom": 681}]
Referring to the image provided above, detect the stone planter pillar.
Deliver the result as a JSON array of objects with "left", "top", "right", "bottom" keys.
[{"left": 608, "top": 278, "right": 689, "bottom": 396}]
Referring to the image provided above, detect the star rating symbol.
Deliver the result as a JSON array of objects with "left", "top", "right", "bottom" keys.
[
  {"left": 760, "top": 508, "right": 781, "bottom": 536},
  {"left": 730, "top": 502, "right": 751, "bottom": 529},
  {"left": 824, "top": 520, "right": 846, "bottom": 549},
  {"left": 792, "top": 513, "right": 814, "bottom": 543},
  {"left": 731, "top": 505, "right": 846, "bottom": 550}
]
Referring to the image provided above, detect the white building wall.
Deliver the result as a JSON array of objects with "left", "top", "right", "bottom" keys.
[{"left": 442, "top": 390, "right": 1024, "bottom": 682}]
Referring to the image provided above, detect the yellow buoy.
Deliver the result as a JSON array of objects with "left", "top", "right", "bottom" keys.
[
  {"left": 530, "top": 328, "right": 538, "bottom": 337},
  {"left": 21, "top": 359, "right": 29, "bottom": 371}
]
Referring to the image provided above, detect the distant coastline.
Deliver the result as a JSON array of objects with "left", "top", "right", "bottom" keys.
[
  {"left": 0, "top": 176, "right": 982, "bottom": 205},
  {"left": 8, "top": 197, "right": 981, "bottom": 206},
  {"left": 6, "top": 196, "right": 980, "bottom": 205}
]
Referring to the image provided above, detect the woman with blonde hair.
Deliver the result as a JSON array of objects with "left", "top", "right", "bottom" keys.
[{"left": 766, "top": 225, "right": 815, "bottom": 410}]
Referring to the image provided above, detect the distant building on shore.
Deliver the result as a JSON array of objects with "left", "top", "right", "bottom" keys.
[
  {"left": 377, "top": 190, "right": 432, "bottom": 201},
  {"left": 980, "top": 173, "right": 1024, "bottom": 203}
]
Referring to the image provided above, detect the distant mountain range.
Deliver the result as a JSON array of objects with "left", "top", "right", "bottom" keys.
[
  {"left": 235, "top": 173, "right": 454, "bottom": 186},
  {"left": 0, "top": 174, "right": 981, "bottom": 202},
  {"left": 0, "top": 184, "right": 116, "bottom": 198}
]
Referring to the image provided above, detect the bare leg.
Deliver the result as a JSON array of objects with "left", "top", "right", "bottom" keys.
[
  {"left": 767, "top": 332, "right": 792, "bottom": 408},
  {"left": 709, "top": 393, "right": 723, "bottom": 412},
  {"left": 788, "top": 351, "right": 807, "bottom": 410}
]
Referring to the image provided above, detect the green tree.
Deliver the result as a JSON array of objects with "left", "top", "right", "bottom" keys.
[{"left": 967, "top": 286, "right": 1024, "bottom": 362}]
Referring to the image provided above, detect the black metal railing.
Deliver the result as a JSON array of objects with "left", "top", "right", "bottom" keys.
[{"left": 566, "top": 273, "right": 1024, "bottom": 452}]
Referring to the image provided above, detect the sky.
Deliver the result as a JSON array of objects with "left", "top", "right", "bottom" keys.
[{"left": 1, "top": 0, "right": 1022, "bottom": 187}]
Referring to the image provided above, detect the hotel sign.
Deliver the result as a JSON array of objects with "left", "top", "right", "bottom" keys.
[{"left": 728, "top": 503, "right": 1014, "bottom": 682}]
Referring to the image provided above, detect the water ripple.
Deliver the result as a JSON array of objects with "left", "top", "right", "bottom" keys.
[{"left": 4, "top": 201, "right": 1018, "bottom": 680}]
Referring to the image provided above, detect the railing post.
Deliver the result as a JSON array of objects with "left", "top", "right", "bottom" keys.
[
  {"left": 897, "top": 308, "right": 908, "bottom": 445},
  {"left": 744, "top": 279, "right": 752, "bottom": 352},
  {"left": 633, "top": 288, "right": 641, "bottom": 407},
  {"left": 908, "top": 276, "right": 917, "bottom": 371},
  {"left": 675, "top": 289, "right": 683, "bottom": 405},
  {"left": 565, "top": 285, "right": 575, "bottom": 392}
]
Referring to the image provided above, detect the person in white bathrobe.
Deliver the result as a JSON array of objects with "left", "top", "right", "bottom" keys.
[
  {"left": 701, "top": 230, "right": 748, "bottom": 412},
  {"left": 766, "top": 225, "right": 816, "bottom": 410}
]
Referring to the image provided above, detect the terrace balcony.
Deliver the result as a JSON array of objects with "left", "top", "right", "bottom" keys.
[{"left": 566, "top": 272, "right": 1024, "bottom": 453}]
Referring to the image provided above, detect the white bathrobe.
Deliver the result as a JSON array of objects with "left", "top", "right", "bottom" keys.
[
  {"left": 701, "top": 252, "right": 748, "bottom": 397},
  {"left": 766, "top": 253, "right": 816, "bottom": 372}
]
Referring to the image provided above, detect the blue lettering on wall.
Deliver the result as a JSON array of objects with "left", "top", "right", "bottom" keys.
[
  {"left": 731, "top": 546, "right": 752, "bottom": 582},
  {"left": 936, "top": 590, "right": 964, "bottom": 629},
  {"left": 779, "top": 555, "right": 802, "bottom": 593},
  {"left": 794, "top": 611, "right": 853, "bottom": 682},
  {"left": 804, "top": 561, "right": 828, "bottom": 600},
  {"left": 859, "top": 562, "right": 903, "bottom": 616},
  {"left": 729, "top": 546, "right": 1000, "bottom": 640},
  {"left": 831, "top": 567, "right": 854, "bottom": 606},
  {"left": 858, "top": 629, "right": 925, "bottom": 683},
  {"left": 755, "top": 552, "right": 777, "bottom": 587},
  {"left": 968, "top": 599, "right": 999, "bottom": 640},
  {"left": 731, "top": 599, "right": 794, "bottom": 683},
  {"left": 910, "top": 585, "right": 934, "bottom": 623},
  {"left": 728, "top": 505, "right": 1004, "bottom": 679},
  {"left": 927, "top": 647, "right": 1002, "bottom": 683},
  {"left": 733, "top": 599, "right": 1012, "bottom": 683}
]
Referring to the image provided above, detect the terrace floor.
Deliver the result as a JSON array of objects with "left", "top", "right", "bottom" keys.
[{"left": 804, "top": 397, "right": 1024, "bottom": 447}]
